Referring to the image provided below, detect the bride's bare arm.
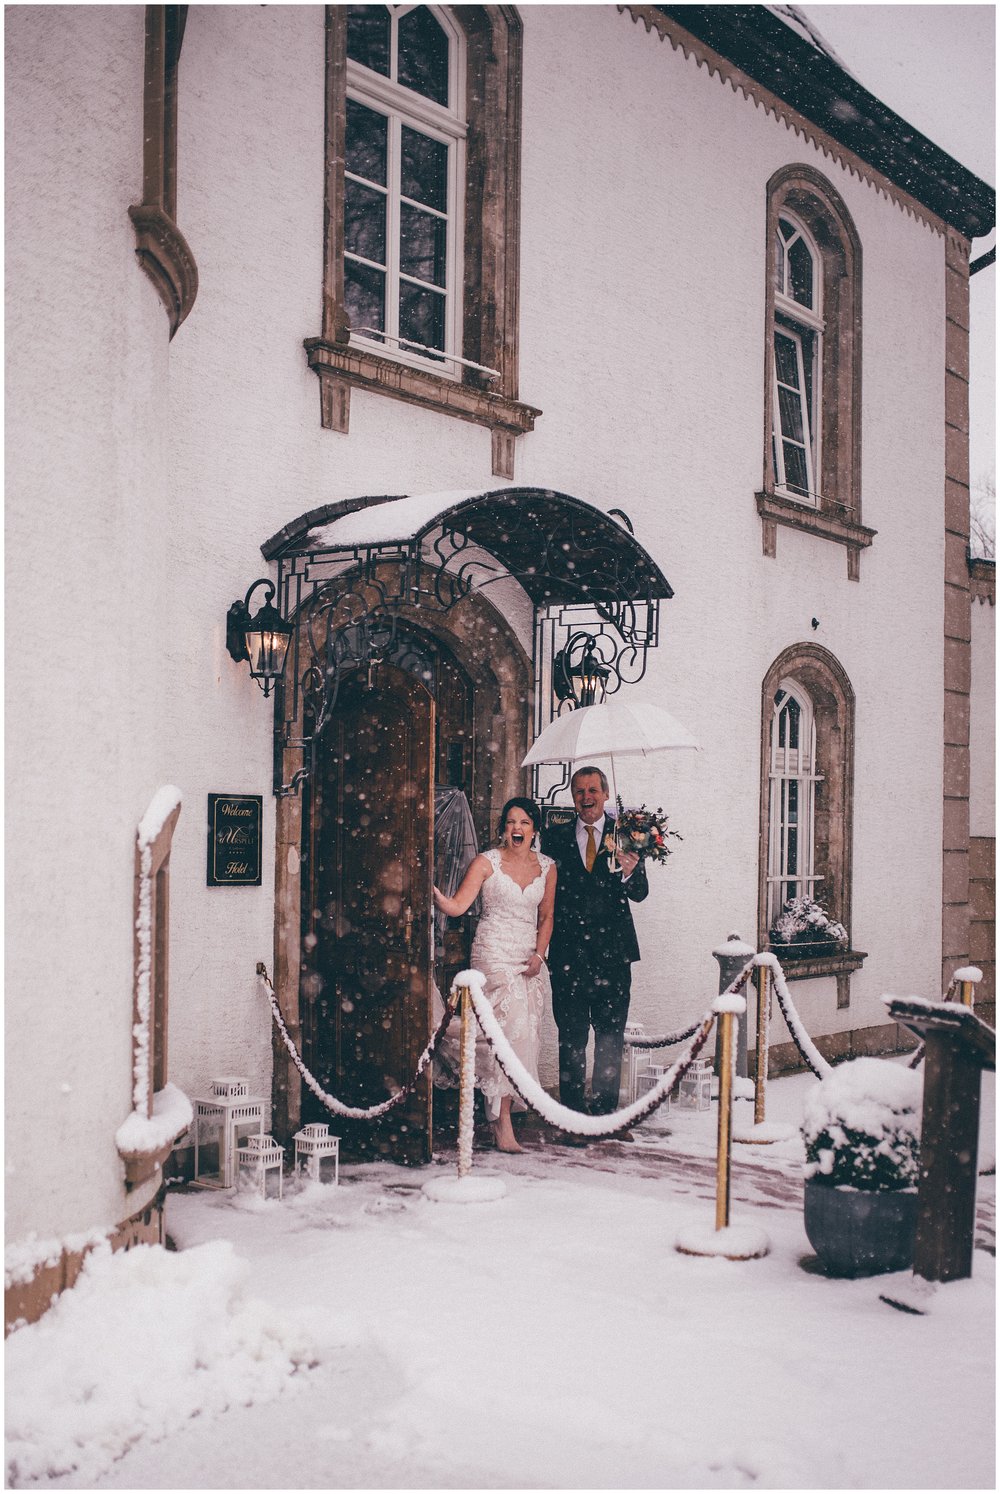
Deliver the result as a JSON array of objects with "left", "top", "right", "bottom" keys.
[
  {"left": 525, "top": 864, "right": 557, "bottom": 975},
  {"left": 433, "top": 854, "right": 492, "bottom": 918}
]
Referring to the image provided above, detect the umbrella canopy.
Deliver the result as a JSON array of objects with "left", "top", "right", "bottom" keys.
[{"left": 521, "top": 699, "right": 700, "bottom": 767}]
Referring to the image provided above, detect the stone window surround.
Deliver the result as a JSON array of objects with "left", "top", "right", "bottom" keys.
[
  {"left": 758, "top": 643, "right": 863, "bottom": 991},
  {"left": 305, "top": 4, "right": 540, "bottom": 481},
  {"left": 129, "top": 5, "right": 198, "bottom": 338},
  {"left": 759, "top": 164, "right": 873, "bottom": 581}
]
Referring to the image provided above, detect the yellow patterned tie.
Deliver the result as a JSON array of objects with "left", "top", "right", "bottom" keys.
[{"left": 585, "top": 824, "right": 597, "bottom": 872}]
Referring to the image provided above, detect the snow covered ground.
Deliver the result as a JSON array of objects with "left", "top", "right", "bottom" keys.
[{"left": 6, "top": 1069, "right": 995, "bottom": 1490}]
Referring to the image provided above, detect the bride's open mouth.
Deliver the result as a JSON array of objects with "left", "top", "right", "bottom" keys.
[{"left": 511, "top": 831, "right": 525, "bottom": 845}]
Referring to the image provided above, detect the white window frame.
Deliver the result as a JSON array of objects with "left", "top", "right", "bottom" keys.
[
  {"left": 345, "top": 5, "right": 466, "bottom": 379},
  {"left": 767, "top": 679, "right": 823, "bottom": 925},
  {"left": 772, "top": 214, "right": 824, "bottom": 507}
]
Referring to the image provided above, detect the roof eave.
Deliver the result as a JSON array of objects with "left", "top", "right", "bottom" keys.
[{"left": 656, "top": 4, "right": 995, "bottom": 240}]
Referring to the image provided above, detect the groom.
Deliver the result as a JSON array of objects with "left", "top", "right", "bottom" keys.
[{"left": 543, "top": 766, "right": 648, "bottom": 1120}]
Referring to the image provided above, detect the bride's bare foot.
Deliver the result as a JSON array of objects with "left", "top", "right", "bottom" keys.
[{"left": 491, "top": 1121, "right": 523, "bottom": 1153}]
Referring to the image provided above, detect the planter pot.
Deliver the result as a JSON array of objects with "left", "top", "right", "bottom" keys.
[
  {"left": 803, "top": 1177, "right": 918, "bottom": 1277},
  {"left": 771, "top": 940, "right": 846, "bottom": 960}
]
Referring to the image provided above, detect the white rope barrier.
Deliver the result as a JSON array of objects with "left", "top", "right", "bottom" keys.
[
  {"left": 257, "top": 963, "right": 459, "bottom": 1120},
  {"left": 456, "top": 972, "right": 717, "bottom": 1138},
  {"left": 757, "top": 952, "right": 833, "bottom": 1080}
]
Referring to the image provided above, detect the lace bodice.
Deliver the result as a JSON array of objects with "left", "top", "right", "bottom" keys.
[{"left": 476, "top": 847, "right": 554, "bottom": 959}]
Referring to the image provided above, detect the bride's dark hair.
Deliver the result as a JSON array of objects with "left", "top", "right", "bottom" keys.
[{"left": 497, "top": 796, "right": 542, "bottom": 842}]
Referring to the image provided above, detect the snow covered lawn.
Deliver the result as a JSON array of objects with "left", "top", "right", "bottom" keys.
[{"left": 7, "top": 1071, "right": 995, "bottom": 1490}]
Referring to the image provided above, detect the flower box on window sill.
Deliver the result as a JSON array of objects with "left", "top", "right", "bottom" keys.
[
  {"left": 756, "top": 491, "right": 877, "bottom": 580},
  {"left": 769, "top": 945, "right": 867, "bottom": 981}
]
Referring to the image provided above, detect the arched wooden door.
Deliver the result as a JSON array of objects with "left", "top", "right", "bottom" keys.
[{"left": 302, "top": 665, "right": 435, "bottom": 1163}]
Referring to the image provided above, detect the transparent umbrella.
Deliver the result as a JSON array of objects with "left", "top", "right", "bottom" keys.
[{"left": 522, "top": 698, "right": 699, "bottom": 869}]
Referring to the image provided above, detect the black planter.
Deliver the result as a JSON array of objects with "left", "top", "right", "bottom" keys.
[{"left": 803, "top": 1177, "right": 918, "bottom": 1277}]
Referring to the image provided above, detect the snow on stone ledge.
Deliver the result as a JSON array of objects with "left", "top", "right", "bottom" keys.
[
  {"left": 137, "top": 785, "right": 182, "bottom": 848},
  {"left": 115, "top": 1082, "right": 193, "bottom": 1157}
]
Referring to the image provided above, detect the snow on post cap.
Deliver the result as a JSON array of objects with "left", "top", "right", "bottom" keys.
[
  {"left": 953, "top": 966, "right": 984, "bottom": 983},
  {"left": 712, "top": 933, "right": 756, "bottom": 958},
  {"left": 713, "top": 992, "right": 747, "bottom": 1016},
  {"left": 138, "top": 785, "right": 182, "bottom": 847},
  {"left": 452, "top": 969, "right": 487, "bottom": 995}
]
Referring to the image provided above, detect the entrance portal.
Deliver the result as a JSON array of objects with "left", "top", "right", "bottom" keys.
[{"left": 302, "top": 665, "right": 435, "bottom": 1163}]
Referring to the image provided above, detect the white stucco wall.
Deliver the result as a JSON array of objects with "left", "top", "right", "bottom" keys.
[
  {"left": 5, "top": 5, "right": 175, "bottom": 1244},
  {"left": 6, "top": 4, "right": 967, "bottom": 1252}
]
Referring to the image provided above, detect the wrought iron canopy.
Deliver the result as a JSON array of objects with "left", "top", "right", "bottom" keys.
[
  {"left": 261, "top": 487, "right": 673, "bottom": 608},
  {"left": 255, "top": 487, "right": 672, "bottom": 794}
]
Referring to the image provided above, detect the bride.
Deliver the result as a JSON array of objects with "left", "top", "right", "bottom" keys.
[{"left": 433, "top": 797, "right": 556, "bottom": 1153}]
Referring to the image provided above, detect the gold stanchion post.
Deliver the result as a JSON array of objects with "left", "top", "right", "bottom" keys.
[
  {"left": 715, "top": 1007, "right": 734, "bottom": 1231},
  {"left": 959, "top": 977, "right": 976, "bottom": 1009},
  {"left": 754, "top": 963, "right": 770, "bottom": 1126}
]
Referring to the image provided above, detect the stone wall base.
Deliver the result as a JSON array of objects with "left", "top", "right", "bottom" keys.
[
  {"left": 5, "top": 1198, "right": 164, "bottom": 1336},
  {"left": 767, "top": 1020, "right": 919, "bottom": 1077}
]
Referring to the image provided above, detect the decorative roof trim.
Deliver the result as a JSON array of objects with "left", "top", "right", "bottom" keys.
[
  {"left": 620, "top": 5, "right": 994, "bottom": 241},
  {"left": 969, "top": 557, "right": 996, "bottom": 606}
]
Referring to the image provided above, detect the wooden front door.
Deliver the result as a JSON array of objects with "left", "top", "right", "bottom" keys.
[{"left": 303, "top": 665, "right": 435, "bottom": 1163}]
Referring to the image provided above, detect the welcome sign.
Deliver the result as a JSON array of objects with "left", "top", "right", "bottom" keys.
[{"left": 207, "top": 794, "right": 263, "bottom": 886}]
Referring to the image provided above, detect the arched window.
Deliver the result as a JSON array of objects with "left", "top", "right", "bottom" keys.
[
  {"left": 767, "top": 680, "right": 821, "bottom": 923},
  {"left": 344, "top": 4, "right": 464, "bottom": 370},
  {"left": 772, "top": 215, "right": 822, "bottom": 502},
  {"left": 759, "top": 167, "right": 872, "bottom": 579},
  {"left": 759, "top": 645, "right": 858, "bottom": 968}
]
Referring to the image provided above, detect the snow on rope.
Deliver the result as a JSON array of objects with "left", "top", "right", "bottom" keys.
[
  {"left": 626, "top": 1019, "right": 706, "bottom": 1049},
  {"left": 257, "top": 963, "right": 460, "bottom": 1121},
  {"left": 457, "top": 975, "right": 717, "bottom": 1138},
  {"left": 757, "top": 952, "right": 833, "bottom": 1079}
]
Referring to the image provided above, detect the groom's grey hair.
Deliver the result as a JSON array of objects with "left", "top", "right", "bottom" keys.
[{"left": 571, "top": 765, "right": 609, "bottom": 795}]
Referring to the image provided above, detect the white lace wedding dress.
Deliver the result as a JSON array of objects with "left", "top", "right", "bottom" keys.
[{"left": 472, "top": 847, "right": 554, "bottom": 1121}]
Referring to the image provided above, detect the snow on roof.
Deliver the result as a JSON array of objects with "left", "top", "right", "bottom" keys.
[{"left": 768, "top": 5, "right": 857, "bottom": 79}]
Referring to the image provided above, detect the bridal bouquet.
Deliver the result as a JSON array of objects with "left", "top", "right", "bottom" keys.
[{"left": 607, "top": 798, "right": 681, "bottom": 864}]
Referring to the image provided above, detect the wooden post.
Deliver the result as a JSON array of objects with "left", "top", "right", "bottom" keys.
[{"left": 885, "top": 998, "right": 995, "bottom": 1284}]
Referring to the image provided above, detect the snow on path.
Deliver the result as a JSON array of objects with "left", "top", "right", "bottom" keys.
[{"left": 11, "top": 1071, "right": 995, "bottom": 1491}]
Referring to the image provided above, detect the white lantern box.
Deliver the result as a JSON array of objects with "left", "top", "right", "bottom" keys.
[
  {"left": 193, "top": 1077, "right": 266, "bottom": 1188},
  {"left": 676, "top": 1058, "right": 714, "bottom": 1112},
  {"left": 236, "top": 1134, "right": 285, "bottom": 1199},
  {"left": 211, "top": 1077, "right": 249, "bottom": 1099},
  {"left": 293, "top": 1123, "right": 341, "bottom": 1185}
]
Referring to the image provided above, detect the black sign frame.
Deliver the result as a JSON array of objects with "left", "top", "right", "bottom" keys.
[{"left": 207, "top": 794, "right": 263, "bottom": 887}]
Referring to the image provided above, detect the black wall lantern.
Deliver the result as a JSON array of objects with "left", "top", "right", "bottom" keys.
[
  {"left": 226, "top": 579, "right": 293, "bottom": 698},
  {"left": 552, "top": 632, "right": 611, "bottom": 709}
]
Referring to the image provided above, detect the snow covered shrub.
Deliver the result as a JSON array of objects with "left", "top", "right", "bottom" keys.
[
  {"left": 802, "top": 1058, "right": 922, "bottom": 1192},
  {"left": 769, "top": 896, "right": 848, "bottom": 950}
]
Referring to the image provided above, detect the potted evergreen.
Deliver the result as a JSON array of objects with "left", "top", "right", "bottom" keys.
[
  {"left": 801, "top": 1057, "right": 922, "bottom": 1277},
  {"left": 769, "top": 896, "right": 848, "bottom": 960}
]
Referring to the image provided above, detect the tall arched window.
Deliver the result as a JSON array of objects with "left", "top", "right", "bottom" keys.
[
  {"left": 344, "top": 4, "right": 464, "bottom": 370},
  {"left": 759, "top": 167, "right": 872, "bottom": 579},
  {"left": 767, "top": 679, "right": 821, "bottom": 923},
  {"left": 772, "top": 215, "right": 822, "bottom": 503},
  {"left": 759, "top": 645, "right": 857, "bottom": 965}
]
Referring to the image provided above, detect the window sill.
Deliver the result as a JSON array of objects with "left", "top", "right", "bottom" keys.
[
  {"left": 768, "top": 946, "right": 867, "bottom": 981},
  {"left": 756, "top": 491, "right": 876, "bottom": 580},
  {"left": 304, "top": 337, "right": 541, "bottom": 480}
]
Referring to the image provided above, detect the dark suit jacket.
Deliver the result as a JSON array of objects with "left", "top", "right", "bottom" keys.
[{"left": 543, "top": 816, "right": 648, "bottom": 974}]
